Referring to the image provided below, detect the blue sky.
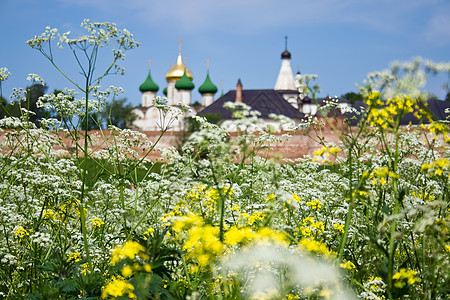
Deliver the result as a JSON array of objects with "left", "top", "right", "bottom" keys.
[{"left": 1, "top": 0, "right": 450, "bottom": 106}]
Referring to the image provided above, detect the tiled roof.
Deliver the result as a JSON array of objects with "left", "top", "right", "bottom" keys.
[{"left": 200, "top": 89, "right": 305, "bottom": 119}]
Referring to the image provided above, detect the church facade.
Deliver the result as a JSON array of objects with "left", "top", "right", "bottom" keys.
[
  {"left": 132, "top": 38, "right": 319, "bottom": 131},
  {"left": 132, "top": 46, "right": 218, "bottom": 131}
]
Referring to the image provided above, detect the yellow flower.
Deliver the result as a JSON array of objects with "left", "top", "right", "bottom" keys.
[
  {"left": 43, "top": 209, "right": 55, "bottom": 221},
  {"left": 254, "top": 227, "right": 288, "bottom": 245},
  {"left": 67, "top": 252, "right": 82, "bottom": 263},
  {"left": 173, "top": 214, "right": 203, "bottom": 233},
  {"left": 81, "top": 262, "right": 92, "bottom": 276},
  {"left": 311, "top": 221, "right": 325, "bottom": 233},
  {"left": 298, "top": 238, "right": 336, "bottom": 258},
  {"left": 340, "top": 261, "right": 356, "bottom": 270},
  {"left": 266, "top": 193, "right": 275, "bottom": 202},
  {"left": 91, "top": 217, "right": 105, "bottom": 228},
  {"left": 306, "top": 199, "right": 322, "bottom": 211},
  {"left": 121, "top": 265, "right": 133, "bottom": 277},
  {"left": 292, "top": 193, "right": 301, "bottom": 203},
  {"left": 143, "top": 227, "right": 154, "bottom": 240},
  {"left": 101, "top": 276, "right": 135, "bottom": 299},
  {"left": 143, "top": 264, "right": 152, "bottom": 272},
  {"left": 110, "top": 241, "right": 145, "bottom": 266},
  {"left": 300, "top": 227, "right": 312, "bottom": 237},
  {"left": 244, "top": 211, "right": 265, "bottom": 226},
  {"left": 224, "top": 226, "right": 252, "bottom": 246},
  {"left": 14, "top": 226, "right": 29, "bottom": 240},
  {"left": 392, "top": 268, "right": 419, "bottom": 288},
  {"left": 333, "top": 223, "right": 344, "bottom": 234}
]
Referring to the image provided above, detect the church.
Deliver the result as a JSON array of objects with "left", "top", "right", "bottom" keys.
[
  {"left": 132, "top": 42, "right": 219, "bottom": 131},
  {"left": 132, "top": 38, "right": 321, "bottom": 131},
  {"left": 132, "top": 39, "right": 450, "bottom": 132}
]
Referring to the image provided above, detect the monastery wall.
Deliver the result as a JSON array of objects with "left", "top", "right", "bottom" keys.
[
  {"left": 69, "top": 129, "right": 340, "bottom": 161},
  {"left": 0, "top": 128, "right": 336, "bottom": 161},
  {"left": 2, "top": 126, "right": 444, "bottom": 162}
]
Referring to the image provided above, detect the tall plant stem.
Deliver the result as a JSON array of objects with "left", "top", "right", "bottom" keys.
[{"left": 79, "top": 75, "right": 91, "bottom": 263}]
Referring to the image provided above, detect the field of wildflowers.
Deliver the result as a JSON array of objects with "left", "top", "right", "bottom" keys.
[{"left": 0, "top": 21, "right": 449, "bottom": 299}]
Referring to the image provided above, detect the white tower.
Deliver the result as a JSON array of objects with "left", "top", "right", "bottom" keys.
[{"left": 275, "top": 36, "right": 298, "bottom": 108}]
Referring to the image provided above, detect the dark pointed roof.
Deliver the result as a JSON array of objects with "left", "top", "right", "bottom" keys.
[
  {"left": 281, "top": 50, "right": 291, "bottom": 59},
  {"left": 200, "top": 89, "right": 305, "bottom": 119}
]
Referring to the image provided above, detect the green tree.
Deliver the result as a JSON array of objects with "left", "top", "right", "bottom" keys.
[
  {"left": 445, "top": 91, "right": 450, "bottom": 102},
  {"left": 0, "top": 96, "right": 7, "bottom": 119},
  {"left": 3, "top": 83, "right": 48, "bottom": 125},
  {"left": 101, "top": 98, "right": 137, "bottom": 129},
  {"left": 340, "top": 91, "right": 363, "bottom": 104},
  {"left": 296, "top": 73, "right": 321, "bottom": 100}
]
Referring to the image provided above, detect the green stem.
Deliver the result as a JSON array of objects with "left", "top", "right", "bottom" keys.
[
  {"left": 79, "top": 76, "right": 91, "bottom": 263},
  {"left": 338, "top": 202, "right": 354, "bottom": 263}
]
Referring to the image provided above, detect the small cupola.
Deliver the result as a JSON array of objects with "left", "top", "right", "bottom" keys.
[
  {"left": 281, "top": 49, "right": 291, "bottom": 59},
  {"left": 139, "top": 70, "right": 159, "bottom": 92},
  {"left": 175, "top": 70, "right": 195, "bottom": 90},
  {"left": 198, "top": 72, "right": 218, "bottom": 94}
]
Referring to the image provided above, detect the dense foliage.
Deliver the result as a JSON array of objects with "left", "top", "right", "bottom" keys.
[{"left": 0, "top": 21, "right": 449, "bottom": 299}]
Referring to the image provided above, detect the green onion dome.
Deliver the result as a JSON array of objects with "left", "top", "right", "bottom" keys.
[
  {"left": 163, "top": 86, "right": 167, "bottom": 96},
  {"left": 175, "top": 71, "right": 195, "bottom": 90},
  {"left": 198, "top": 72, "right": 218, "bottom": 94},
  {"left": 139, "top": 71, "right": 159, "bottom": 92}
]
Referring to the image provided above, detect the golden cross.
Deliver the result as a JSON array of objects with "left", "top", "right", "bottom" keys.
[
  {"left": 177, "top": 37, "right": 183, "bottom": 54},
  {"left": 147, "top": 59, "right": 152, "bottom": 70},
  {"left": 206, "top": 59, "right": 211, "bottom": 71}
]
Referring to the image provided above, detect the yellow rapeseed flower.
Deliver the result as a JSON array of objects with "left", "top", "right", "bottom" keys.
[
  {"left": 333, "top": 223, "right": 345, "bottom": 234},
  {"left": 121, "top": 265, "right": 133, "bottom": 277},
  {"left": 306, "top": 199, "right": 322, "bottom": 211},
  {"left": 81, "top": 262, "right": 92, "bottom": 276},
  {"left": 392, "top": 268, "right": 419, "bottom": 288},
  {"left": 43, "top": 209, "right": 55, "bottom": 221},
  {"left": 224, "top": 226, "right": 253, "bottom": 246},
  {"left": 292, "top": 193, "right": 301, "bottom": 203},
  {"left": 173, "top": 214, "right": 203, "bottom": 233},
  {"left": 67, "top": 252, "right": 82, "bottom": 263},
  {"left": 91, "top": 217, "right": 105, "bottom": 228},
  {"left": 14, "top": 226, "right": 29, "bottom": 240},
  {"left": 143, "top": 227, "right": 154, "bottom": 240},
  {"left": 143, "top": 264, "right": 152, "bottom": 272},
  {"left": 110, "top": 241, "right": 145, "bottom": 266},
  {"left": 340, "top": 261, "right": 356, "bottom": 270},
  {"left": 254, "top": 227, "right": 288, "bottom": 246},
  {"left": 298, "top": 238, "right": 336, "bottom": 258},
  {"left": 266, "top": 193, "right": 276, "bottom": 202},
  {"left": 101, "top": 276, "right": 135, "bottom": 299}
]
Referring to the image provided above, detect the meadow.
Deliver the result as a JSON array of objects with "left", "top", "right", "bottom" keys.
[{"left": 0, "top": 20, "right": 449, "bottom": 299}]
